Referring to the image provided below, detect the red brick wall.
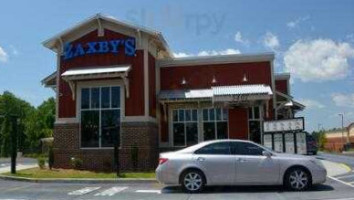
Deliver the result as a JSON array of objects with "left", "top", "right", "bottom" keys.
[
  {"left": 275, "top": 80, "right": 288, "bottom": 94},
  {"left": 53, "top": 122, "right": 158, "bottom": 171},
  {"left": 160, "top": 62, "right": 272, "bottom": 90},
  {"left": 148, "top": 53, "right": 156, "bottom": 117},
  {"left": 58, "top": 29, "right": 145, "bottom": 118},
  {"left": 228, "top": 107, "right": 249, "bottom": 139}
]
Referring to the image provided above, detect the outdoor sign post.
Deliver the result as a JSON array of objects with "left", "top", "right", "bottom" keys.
[
  {"left": 0, "top": 114, "right": 18, "bottom": 174},
  {"left": 10, "top": 115, "right": 18, "bottom": 174},
  {"left": 113, "top": 127, "right": 120, "bottom": 177}
]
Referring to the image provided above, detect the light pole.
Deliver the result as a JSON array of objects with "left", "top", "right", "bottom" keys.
[{"left": 338, "top": 113, "right": 345, "bottom": 150}]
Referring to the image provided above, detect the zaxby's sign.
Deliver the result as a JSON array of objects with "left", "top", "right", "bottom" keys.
[{"left": 63, "top": 38, "right": 136, "bottom": 60}]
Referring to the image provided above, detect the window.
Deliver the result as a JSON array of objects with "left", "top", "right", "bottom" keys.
[
  {"left": 172, "top": 109, "right": 198, "bottom": 146},
  {"left": 248, "top": 106, "right": 261, "bottom": 144},
  {"left": 202, "top": 108, "right": 228, "bottom": 141},
  {"left": 195, "top": 142, "right": 231, "bottom": 155},
  {"left": 80, "top": 86, "right": 121, "bottom": 148},
  {"left": 230, "top": 142, "right": 264, "bottom": 156}
]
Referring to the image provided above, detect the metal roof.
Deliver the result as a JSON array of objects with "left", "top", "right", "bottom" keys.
[
  {"left": 212, "top": 84, "right": 273, "bottom": 96},
  {"left": 159, "top": 84, "right": 273, "bottom": 101},
  {"left": 61, "top": 65, "right": 131, "bottom": 77},
  {"left": 159, "top": 89, "right": 213, "bottom": 100}
]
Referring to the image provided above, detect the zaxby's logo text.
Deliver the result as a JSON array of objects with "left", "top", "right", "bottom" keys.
[{"left": 63, "top": 38, "right": 136, "bottom": 60}]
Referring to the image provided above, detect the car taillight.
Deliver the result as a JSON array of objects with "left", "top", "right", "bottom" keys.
[{"left": 159, "top": 158, "right": 168, "bottom": 165}]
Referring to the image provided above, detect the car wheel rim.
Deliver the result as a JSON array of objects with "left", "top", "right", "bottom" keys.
[
  {"left": 184, "top": 172, "right": 202, "bottom": 191},
  {"left": 289, "top": 170, "right": 308, "bottom": 190}
]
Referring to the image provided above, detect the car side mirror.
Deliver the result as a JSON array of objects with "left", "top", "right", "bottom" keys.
[{"left": 262, "top": 151, "right": 272, "bottom": 158}]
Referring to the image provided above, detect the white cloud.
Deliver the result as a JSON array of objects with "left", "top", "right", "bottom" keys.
[
  {"left": 331, "top": 93, "right": 354, "bottom": 108},
  {"left": 284, "top": 39, "right": 354, "bottom": 82},
  {"left": 299, "top": 98, "right": 325, "bottom": 109},
  {"left": 234, "top": 31, "right": 249, "bottom": 45},
  {"left": 173, "top": 52, "right": 193, "bottom": 58},
  {"left": 263, "top": 32, "right": 280, "bottom": 50},
  {"left": 198, "top": 48, "right": 241, "bottom": 56},
  {"left": 0, "top": 46, "right": 8, "bottom": 63},
  {"left": 287, "top": 16, "right": 309, "bottom": 29},
  {"left": 174, "top": 48, "right": 241, "bottom": 58}
]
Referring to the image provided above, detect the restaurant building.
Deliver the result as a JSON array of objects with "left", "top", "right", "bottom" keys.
[{"left": 42, "top": 14, "right": 305, "bottom": 171}]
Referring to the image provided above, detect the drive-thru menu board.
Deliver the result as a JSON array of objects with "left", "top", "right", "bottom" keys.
[
  {"left": 263, "top": 118, "right": 306, "bottom": 154},
  {"left": 263, "top": 118, "right": 304, "bottom": 133}
]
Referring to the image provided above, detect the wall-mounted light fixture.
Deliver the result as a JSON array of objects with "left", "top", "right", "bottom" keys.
[
  {"left": 212, "top": 75, "right": 217, "bottom": 84},
  {"left": 181, "top": 77, "right": 187, "bottom": 85},
  {"left": 242, "top": 73, "right": 248, "bottom": 82}
]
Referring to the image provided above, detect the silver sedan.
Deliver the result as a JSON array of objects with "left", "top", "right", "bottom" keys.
[{"left": 156, "top": 139, "right": 327, "bottom": 193}]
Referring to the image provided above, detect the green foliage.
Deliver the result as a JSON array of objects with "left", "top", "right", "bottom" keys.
[
  {"left": 37, "top": 157, "right": 46, "bottom": 169},
  {"left": 71, "top": 157, "right": 83, "bottom": 170},
  {"left": 48, "top": 146, "right": 54, "bottom": 170},
  {"left": 24, "top": 97, "right": 55, "bottom": 151},
  {"left": 311, "top": 130, "right": 327, "bottom": 151},
  {"left": 0, "top": 91, "right": 55, "bottom": 157}
]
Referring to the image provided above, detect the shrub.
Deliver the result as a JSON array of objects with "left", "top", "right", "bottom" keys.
[
  {"left": 70, "top": 157, "right": 83, "bottom": 170},
  {"left": 37, "top": 157, "right": 46, "bottom": 169},
  {"left": 48, "top": 147, "right": 54, "bottom": 170}
]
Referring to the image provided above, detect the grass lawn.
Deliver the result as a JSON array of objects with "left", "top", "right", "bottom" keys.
[{"left": 2, "top": 167, "right": 155, "bottom": 179}]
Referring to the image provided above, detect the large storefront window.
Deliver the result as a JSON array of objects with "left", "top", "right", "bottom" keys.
[
  {"left": 172, "top": 109, "right": 198, "bottom": 147},
  {"left": 203, "top": 108, "right": 228, "bottom": 141},
  {"left": 248, "top": 106, "right": 261, "bottom": 144},
  {"left": 80, "top": 86, "right": 121, "bottom": 148}
]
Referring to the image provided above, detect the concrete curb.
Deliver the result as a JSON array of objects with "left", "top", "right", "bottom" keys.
[{"left": 0, "top": 175, "right": 158, "bottom": 184}]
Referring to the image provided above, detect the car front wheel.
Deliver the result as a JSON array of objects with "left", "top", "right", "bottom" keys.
[
  {"left": 181, "top": 170, "right": 205, "bottom": 193},
  {"left": 285, "top": 168, "right": 311, "bottom": 191}
]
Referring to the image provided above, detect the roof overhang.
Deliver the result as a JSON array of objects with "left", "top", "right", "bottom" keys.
[
  {"left": 61, "top": 65, "right": 131, "bottom": 100},
  {"left": 159, "top": 84, "right": 273, "bottom": 103},
  {"left": 158, "top": 52, "right": 275, "bottom": 67},
  {"left": 275, "top": 73, "right": 290, "bottom": 80},
  {"left": 276, "top": 91, "right": 305, "bottom": 111},
  {"left": 42, "top": 13, "right": 173, "bottom": 58},
  {"left": 41, "top": 71, "right": 57, "bottom": 91}
]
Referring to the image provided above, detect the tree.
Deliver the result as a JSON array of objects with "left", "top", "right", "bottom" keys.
[
  {"left": 0, "top": 91, "right": 34, "bottom": 157},
  {"left": 24, "top": 97, "right": 55, "bottom": 151}
]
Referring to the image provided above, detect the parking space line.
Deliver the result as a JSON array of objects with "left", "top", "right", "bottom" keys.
[
  {"left": 328, "top": 176, "right": 354, "bottom": 188},
  {"left": 94, "top": 187, "right": 128, "bottom": 196},
  {"left": 336, "top": 174, "right": 354, "bottom": 179},
  {"left": 68, "top": 187, "right": 101, "bottom": 195},
  {"left": 136, "top": 190, "right": 161, "bottom": 194}
]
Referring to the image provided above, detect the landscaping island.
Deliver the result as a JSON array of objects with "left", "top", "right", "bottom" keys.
[{"left": 2, "top": 168, "right": 155, "bottom": 179}]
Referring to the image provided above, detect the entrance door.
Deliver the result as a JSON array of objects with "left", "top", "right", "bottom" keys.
[{"left": 248, "top": 107, "right": 262, "bottom": 143}]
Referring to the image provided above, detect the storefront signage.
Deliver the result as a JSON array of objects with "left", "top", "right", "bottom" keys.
[
  {"left": 263, "top": 118, "right": 304, "bottom": 133},
  {"left": 63, "top": 38, "right": 136, "bottom": 60}
]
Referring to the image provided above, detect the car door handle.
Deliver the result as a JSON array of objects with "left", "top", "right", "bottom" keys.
[
  {"left": 197, "top": 157, "right": 205, "bottom": 162},
  {"left": 237, "top": 158, "right": 248, "bottom": 162}
]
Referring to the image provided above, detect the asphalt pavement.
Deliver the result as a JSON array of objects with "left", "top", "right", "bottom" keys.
[
  {"left": 318, "top": 152, "right": 354, "bottom": 190},
  {"left": 0, "top": 178, "right": 354, "bottom": 200},
  {"left": 0, "top": 154, "right": 353, "bottom": 200}
]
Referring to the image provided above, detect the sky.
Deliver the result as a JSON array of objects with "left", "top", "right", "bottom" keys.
[{"left": 0, "top": 0, "right": 353, "bottom": 132}]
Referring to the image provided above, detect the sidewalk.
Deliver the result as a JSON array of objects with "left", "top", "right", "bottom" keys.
[
  {"left": 320, "top": 160, "right": 351, "bottom": 176},
  {"left": 0, "top": 163, "right": 37, "bottom": 174}
]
